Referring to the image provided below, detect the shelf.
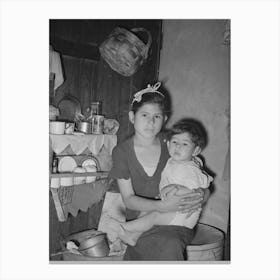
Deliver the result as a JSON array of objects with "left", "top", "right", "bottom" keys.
[{"left": 50, "top": 171, "right": 109, "bottom": 178}]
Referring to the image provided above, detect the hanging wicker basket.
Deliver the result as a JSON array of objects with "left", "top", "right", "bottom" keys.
[{"left": 99, "top": 27, "right": 152, "bottom": 77}]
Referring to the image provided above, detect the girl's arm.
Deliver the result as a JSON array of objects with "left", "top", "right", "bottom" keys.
[{"left": 117, "top": 178, "right": 202, "bottom": 213}]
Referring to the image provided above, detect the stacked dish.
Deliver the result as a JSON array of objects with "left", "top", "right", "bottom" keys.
[
  {"left": 81, "top": 157, "right": 100, "bottom": 183},
  {"left": 57, "top": 155, "right": 100, "bottom": 185},
  {"left": 58, "top": 156, "right": 77, "bottom": 186}
]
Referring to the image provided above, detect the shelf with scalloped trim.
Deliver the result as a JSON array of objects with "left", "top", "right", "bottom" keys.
[{"left": 50, "top": 171, "right": 109, "bottom": 178}]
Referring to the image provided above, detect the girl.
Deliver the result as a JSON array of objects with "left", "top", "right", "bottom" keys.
[{"left": 109, "top": 82, "right": 210, "bottom": 260}]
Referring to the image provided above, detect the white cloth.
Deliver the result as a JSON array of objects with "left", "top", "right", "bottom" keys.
[
  {"left": 49, "top": 134, "right": 117, "bottom": 155},
  {"left": 49, "top": 46, "right": 64, "bottom": 91},
  {"left": 159, "top": 156, "right": 213, "bottom": 229},
  {"left": 49, "top": 105, "right": 60, "bottom": 120}
]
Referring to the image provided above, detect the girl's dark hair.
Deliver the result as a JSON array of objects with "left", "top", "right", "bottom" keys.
[
  {"left": 130, "top": 92, "right": 168, "bottom": 116},
  {"left": 169, "top": 118, "right": 208, "bottom": 149}
]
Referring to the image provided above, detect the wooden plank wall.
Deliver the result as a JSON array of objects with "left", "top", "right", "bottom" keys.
[
  {"left": 52, "top": 55, "right": 98, "bottom": 116},
  {"left": 50, "top": 19, "right": 162, "bottom": 142}
]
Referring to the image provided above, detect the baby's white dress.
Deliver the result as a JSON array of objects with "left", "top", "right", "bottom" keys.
[{"left": 159, "top": 157, "right": 213, "bottom": 229}]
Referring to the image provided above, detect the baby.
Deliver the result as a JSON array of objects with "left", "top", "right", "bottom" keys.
[{"left": 108, "top": 118, "right": 213, "bottom": 246}]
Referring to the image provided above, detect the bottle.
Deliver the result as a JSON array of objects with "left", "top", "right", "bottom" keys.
[{"left": 52, "top": 157, "right": 58, "bottom": 173}]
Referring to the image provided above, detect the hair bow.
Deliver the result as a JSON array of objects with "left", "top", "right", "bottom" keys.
[{"left": 132, "top": 82, "right": 164, "bottom": 104}]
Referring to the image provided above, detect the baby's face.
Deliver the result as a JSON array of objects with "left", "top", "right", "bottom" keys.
[{"left": 167, "top": 133, "right": 200, "bottom": 162}]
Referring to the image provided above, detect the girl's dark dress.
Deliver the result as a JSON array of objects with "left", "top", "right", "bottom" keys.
[{"left": 109, "top": 135, "right": 194, "bottom": 260}]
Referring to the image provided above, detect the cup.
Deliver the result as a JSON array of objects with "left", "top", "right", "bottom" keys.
[
  {"left": 65, "top": 122, "right": 75, "bottom": 134},
  {"left": 50, "top": 121, "right": 65, "bottom": 135}
]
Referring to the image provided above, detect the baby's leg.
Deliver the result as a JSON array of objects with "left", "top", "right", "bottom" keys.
[
  {"left": 108, "top": 212, "right": 176, "bottom": 246},
  {"left": 105, "top": 216, "right": 141, "bottom": 246},
  {"left": 117, "top": 227, "right": 143, "bottom": 246},
  {"left": 121, "top": 211, "right": 176, "bottom": 246}
]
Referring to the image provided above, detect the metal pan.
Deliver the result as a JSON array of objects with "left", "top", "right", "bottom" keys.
[{"left": 57, "top": 95, "right": 81, "bottom": 122}]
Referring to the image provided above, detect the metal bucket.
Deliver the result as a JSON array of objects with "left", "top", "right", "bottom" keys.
[{"left": 186, "top": 223, "right": 225, "bottom": 261}]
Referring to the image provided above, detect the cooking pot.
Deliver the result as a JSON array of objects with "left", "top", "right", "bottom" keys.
[
  {"left": 78, "top": 232, "right": 110, "bottom": 257},
  {"left": 78, "top": 121, "right": 91, "bottom": 134}
]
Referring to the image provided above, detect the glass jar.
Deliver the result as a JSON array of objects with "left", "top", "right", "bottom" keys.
[{"left": 91, "top": 101, "right": 102, "bottom": 115}]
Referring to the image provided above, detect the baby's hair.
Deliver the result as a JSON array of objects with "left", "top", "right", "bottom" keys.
[
  {"left": 169, "top": 118, "right": 208, "bottom": 149},
  {"left": 130, "top": 91, "right": 167, "bottom": 116}
]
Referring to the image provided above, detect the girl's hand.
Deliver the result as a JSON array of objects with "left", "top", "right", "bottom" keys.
[
  {"left": 159, "top": 191, "right": 184, "bottom": 212},
  {"left": 179, "top": 188, "right": 211, "bottom": 214},
  {"left": 193, "top": 188, "right": 204, "bottom": 197},
  {"left": 191, "top": 188, "right": 210, "bottom": 206},
  {"left": 159, "top": 187, "right": 202, "bottom": 212},
  {"left": 177, "top": 191, "right": 204, "bottom": 213}
]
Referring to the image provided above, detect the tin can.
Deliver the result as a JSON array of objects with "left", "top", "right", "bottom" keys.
[
  {"left": 92, "top": 115, "right": 104, "bottom": 134},
  {"left": 91, "top": 101, "right": 102, "bottom": 115}
]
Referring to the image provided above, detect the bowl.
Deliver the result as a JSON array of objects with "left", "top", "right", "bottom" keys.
[{"left": 78, "top": 232, "right": 110, "bottom": 257}]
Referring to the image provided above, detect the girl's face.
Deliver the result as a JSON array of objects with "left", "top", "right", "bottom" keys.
[
  {"left": 129, "top": 103, "right": 166, "bottom": 139},
  {"left": 167, "top": 132, "right": 201, "bottom": 162}
]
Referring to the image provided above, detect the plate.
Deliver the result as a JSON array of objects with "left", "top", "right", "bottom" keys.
[
  {"left": 81, "top": 157, "right": 100, "bottom": 183},
  {"left": 58, "top": 156, "right": 78, "bottom": 172},
  {"left": 81, "top": 157, "right": 99, "bottom": 168}
]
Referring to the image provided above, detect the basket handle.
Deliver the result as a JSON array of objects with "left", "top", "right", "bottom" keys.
[{"left": 131, "top": 28, "right": 152, "bottom": 59}]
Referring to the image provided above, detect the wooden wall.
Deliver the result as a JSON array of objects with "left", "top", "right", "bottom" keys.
[{"left": 50, "top": 19, "right": 162, "bottom": 142}]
